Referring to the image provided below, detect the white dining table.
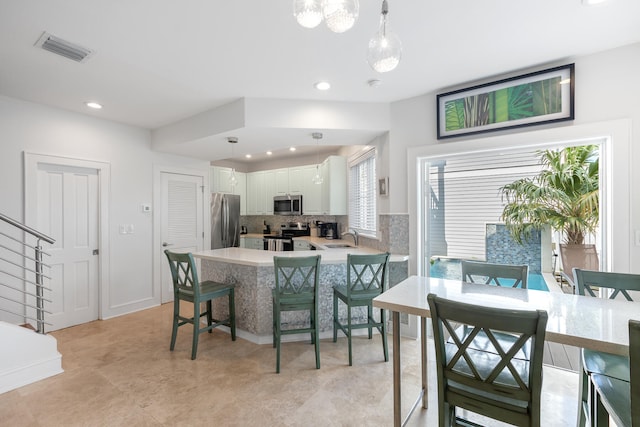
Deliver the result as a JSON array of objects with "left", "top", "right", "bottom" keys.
[{"left": 372, "top": 275, "right": 640, "bottom": 427}]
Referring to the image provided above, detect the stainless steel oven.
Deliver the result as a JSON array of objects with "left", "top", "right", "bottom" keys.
[{"left": 273, "top": 195, "right": 302, "bottom": 216}]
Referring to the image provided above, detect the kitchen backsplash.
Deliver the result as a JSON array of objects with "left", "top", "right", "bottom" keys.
[{"left": 241, "top": 213, "right": 409, "bottom": 255}]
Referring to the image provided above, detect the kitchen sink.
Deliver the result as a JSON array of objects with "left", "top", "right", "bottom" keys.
[{"left": 323, "top": 243, "right": 354, "bottom": 249}]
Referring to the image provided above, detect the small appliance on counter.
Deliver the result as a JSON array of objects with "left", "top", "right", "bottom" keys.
[
  {"left": 317, "top": 222, "right": 339, "bottom": 240},
  {"left": 262, "top": 221, "right": 271, "bottom": 235},
  {"left": 240, "top": 226, "right": 247, "bottom": 235}
]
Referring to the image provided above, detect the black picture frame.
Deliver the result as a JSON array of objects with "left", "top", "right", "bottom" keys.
[{"left": 437, "top": 64, "right": 575, "bottom": 139}]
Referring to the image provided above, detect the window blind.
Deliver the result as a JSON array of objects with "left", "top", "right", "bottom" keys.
[{"left": 348, "top": 148, "right": 376, "bottom": 235}]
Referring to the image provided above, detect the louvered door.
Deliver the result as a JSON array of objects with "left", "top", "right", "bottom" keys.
[{"left": 160, "top": 172, "right": 204, "bottom": 303}]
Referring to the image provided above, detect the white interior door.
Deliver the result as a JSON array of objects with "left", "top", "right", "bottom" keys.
[
  {"left": 160, "top": 172, "right": 204, "bottom": 303},
  {"left": 37, "top": 164, "right": 99, "bottom": 330}
]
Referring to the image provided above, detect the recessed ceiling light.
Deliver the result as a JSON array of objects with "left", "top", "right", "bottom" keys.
[
  {"left": 314, "top": 81, "right": 331, "bottom": 91},
  {"left": 245, "top": 154, "right": 252, "bottom": 159},
  {"left": 85, "top": 101, "right": 102, "bottom": 109},
  {"left": 266, "top": 151, "right": 273, "bottom": 156},
  {"left": 289, "top": 147, "right": 297, "bottom": 152},
  {"left": 582, "top": 0, "right": 608, "bottom": 4}
]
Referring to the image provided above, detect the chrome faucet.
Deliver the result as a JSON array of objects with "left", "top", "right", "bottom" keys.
[{"left": 341, "top": 229, "right": 359, "bottom": 246}]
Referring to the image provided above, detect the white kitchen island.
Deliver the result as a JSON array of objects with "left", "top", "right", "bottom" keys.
[{"left": 192, "top": 246, "right": 408, "bottom": 344}]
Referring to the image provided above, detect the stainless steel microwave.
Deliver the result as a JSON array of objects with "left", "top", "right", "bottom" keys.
[{"left": 274, "top": 195, "right": 302, "bottom": 216}]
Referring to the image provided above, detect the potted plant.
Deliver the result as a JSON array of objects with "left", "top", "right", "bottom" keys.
[{"left": 499, "top": 145, "right": 600, "bottom": 282}]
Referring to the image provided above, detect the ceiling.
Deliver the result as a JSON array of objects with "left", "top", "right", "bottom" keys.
[{"left": 1, "top": 1, "right": 639, "bottom": 162}]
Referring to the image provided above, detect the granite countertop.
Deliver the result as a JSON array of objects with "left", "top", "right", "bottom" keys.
[{"left": 193, "top": 246, "right": 408, "bottom": 267}]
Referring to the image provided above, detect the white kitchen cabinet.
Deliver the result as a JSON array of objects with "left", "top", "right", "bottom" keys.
[
  {"left": 293, "top": 240, "right": 312, "bottom": 251},
  {"left": 211, "top": 166, "right": 246, "bottom": 215},
  {"left": 241, "top": 236, "right": 264, "bottom": 250},
  {"left": 274, "top": 168, "right": 289, "bottom": 195},
  {"left": 263, "top": 170, "right": 275, "bottom": 214},
  {"left": 244, "top": 156, "right": 346, "bottom": 216},
  {"left": 301, "top": 165, "right": 322, "bottom": 215},
  {"left": 288, "top": 167, "right": 304, "bottom": 194},
  {"left": 320, "top": 156, "right": 347, "bottom": 215},
  {"left": 246, "top": 172, "right": 261, "bottom": 215}
]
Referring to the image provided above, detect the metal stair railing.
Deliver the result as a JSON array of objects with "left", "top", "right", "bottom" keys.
[{"left": 0, "top": 213, "right": 55, "bottom": 333}]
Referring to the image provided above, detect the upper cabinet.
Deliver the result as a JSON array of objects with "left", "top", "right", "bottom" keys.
[
  {"left": 211, "top": 166, "right": 246, "bottom": 215},
  {"left": 274, "top": 168, "right": 290, "bottom": 195},
  {"left": 320, "top": 156, "right": 347, "bottom": 215},
  {"left": 239, "top": 155, "right": 346, "bottom": 216}
]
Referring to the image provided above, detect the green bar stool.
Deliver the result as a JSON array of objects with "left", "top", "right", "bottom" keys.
[
  {"left": 164, "top": 250, "right": 236, "bottom": 360},
  {"left": 573, "top": 269, "right": 640, "bottom": 427},
  {"left": 272, "top": 255, "right": 321, "bottom": 373},
  {"left": 590, "top": 319, "right": 640, "bottom": 427},
  {"left": 333, "top": 252, "right": 390, "bottom": 366},
  {"left": 428, "top": 293, "right": 548, "bottom": 427}
]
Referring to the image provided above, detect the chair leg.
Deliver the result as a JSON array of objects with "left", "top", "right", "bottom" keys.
[
  {"left": 314, "top": 305, "right": 320, "bottom": 370},
  {"left": 191, "top": 301, "right": 200, "bottom": 360},
  {"left": 381, "top": 308, "right": 388, "bottom": 362},
  {"left": 275, "top": 307, "right": 281, "bottom": 373},
  {"left": 229, "top": 289, "right": 236, "bottom": 341},
  {"left": 577, "top": 365, "right": 589, "bottom": 427},
  {"left": 347, "top": 305, "right": 353, "bottom": 366},
  {"left": 332, "top": 292, "right": 338, "bottom": 342},
  {"left": 310, "top": 309, "right": 315, "bottom": 344},
  {"left": 170, "top": 297, "right": 180, "bottom": 351},
  {"left": 272, "top": 297, "right": 276, "bottom": 348},
  {"left": 594, "top": 386, "right": 610, "bottom": 427},
  {"left": 206, "top": 300, "right": 213, "bottom": 333},
  {"left": 367, "top": 303, "right": 373, "bottom": 339}
]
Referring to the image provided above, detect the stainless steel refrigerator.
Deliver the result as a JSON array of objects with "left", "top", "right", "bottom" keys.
[{"left": 211, "top": 193, "right": 241, "bottom": 249}]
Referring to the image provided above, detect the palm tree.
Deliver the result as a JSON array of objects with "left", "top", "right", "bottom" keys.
[{"left": 500, "top": 145, "right": 599, "bottom": 245}]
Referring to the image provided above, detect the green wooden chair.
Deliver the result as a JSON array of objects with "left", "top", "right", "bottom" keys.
[
  {"left": 590, "top": 319, "right": 640, "bottom": 427},
  {"left": 461, "top": 260, "right": 529, "bottom": 288},
  {"left": 573, "top": 269, "right": 640, "bottom": 427},
  {"left": 164, "top": 250, "right": 236, "bottom": 360},
  {"left": 333, "top": 252, "right": 390, "bottom": 366},
  {"left": 272, "top": 255, "right": 321, "bottom": 373},
  {"left": 427, "top": 293, "right": 548, "bottom": 427}
]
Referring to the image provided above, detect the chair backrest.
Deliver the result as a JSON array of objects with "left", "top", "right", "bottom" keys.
[
  {"left": 346, "top": 252, "right": 390, "bottom": 298},
  {"left": 165, "top": 250, "right": 200, "bottom": 297},
  {"left": 629, "top": 319, "right": 640, "bottom": 425},
  {"left": 273, "top": 255, "right": 321, "bottom": 298},
  {"left": 461, "top": 260, "right": 529, "bottom": 289},
  {"left": 560, "top": 243, "right": 599, "bottom": 275},
  {"left": 573, "top": 269, "right": 640, "bottom": 301},
  {"left": 427, "top": 293, "right": 548, "bottom": 426}
]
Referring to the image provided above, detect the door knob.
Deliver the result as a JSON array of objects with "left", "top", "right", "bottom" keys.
[{"left": 162, "top": 242, "right": 173, "bottom": 247}]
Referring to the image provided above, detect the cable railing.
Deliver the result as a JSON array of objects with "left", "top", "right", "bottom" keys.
[{"left": 0, "top": 213, "right": 55, "bottom": 333}]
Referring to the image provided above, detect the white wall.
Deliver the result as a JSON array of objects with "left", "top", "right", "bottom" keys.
[
  {"left": 0, "top": 95, "right": 210, "bottom": 322},
  {"left": 390, "top": 42, "right": 640, "bottom": 274}
]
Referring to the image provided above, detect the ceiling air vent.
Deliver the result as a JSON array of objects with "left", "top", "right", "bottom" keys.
[{"left": 34, "top": 32, "right": 94, "bottom": 63}]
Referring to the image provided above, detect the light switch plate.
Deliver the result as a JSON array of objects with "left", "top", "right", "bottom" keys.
[{"left": 635, "top": 230, "right": 640, "bottom": 246}]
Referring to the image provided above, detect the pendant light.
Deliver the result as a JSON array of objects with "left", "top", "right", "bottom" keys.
[
  {"left": 293, "top": 0, "right": 323, "bottom": 29},
  {"left": 293, "top": 0, "right": 359, "bottom": 33},
  {"left": 323, "top": 0, "right": 359, "bottom": 33},
  {"left": 227, "top": 137, "right": 238, "bottom": 188},
  {"left": 311, "top": 132, "right": 324, "bottom": 185},
  {"left": 367, "top": 0, "right": 402, "bottom": 73}
]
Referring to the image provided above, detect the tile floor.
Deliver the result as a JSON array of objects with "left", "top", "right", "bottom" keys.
[{"left": 1, "top": 303, "right": 579, "bottom": 426}]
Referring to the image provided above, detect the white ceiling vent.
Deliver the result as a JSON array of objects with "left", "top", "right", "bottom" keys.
[{"left": 34, "top": 32, "right": 94, "bottom": 63}]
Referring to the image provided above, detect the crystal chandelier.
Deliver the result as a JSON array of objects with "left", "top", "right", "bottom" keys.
[
  {"left": 311, "top": 132, "right": 324, "bottom": 185},
  {"left": 293, "top": 0, "right": 359, "bottom": 33},
  {"left": 367, "top": 0, "right": 402, "bottom": 73},
  {"left": 227, "top": 137, "right": 238, "bottom": 188}
]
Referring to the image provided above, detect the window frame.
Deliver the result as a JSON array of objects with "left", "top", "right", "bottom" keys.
[{"left": 348, "top": 147, "right": 377, "bottom": 238}]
